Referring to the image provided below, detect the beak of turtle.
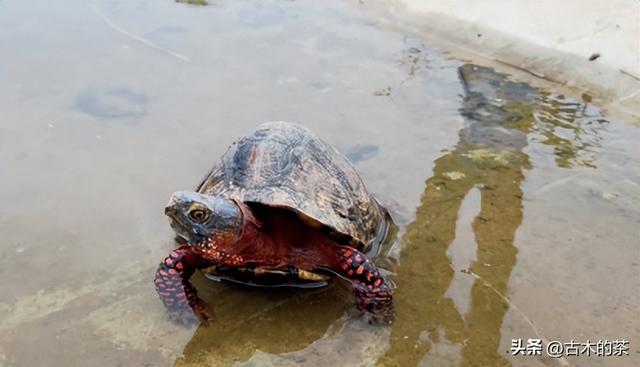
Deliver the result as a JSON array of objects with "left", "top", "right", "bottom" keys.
[{"left": 164, "top": 206, "right": 175, "bottom": 216}]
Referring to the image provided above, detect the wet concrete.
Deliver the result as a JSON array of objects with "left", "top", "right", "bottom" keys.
[
  {"left": 0, "top": 0, "right": 638, "bottom": 366},
  {"left": 365, "top": 0, "right": 640, "bottom": 120}
]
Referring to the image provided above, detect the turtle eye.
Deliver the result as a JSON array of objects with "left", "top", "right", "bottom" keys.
[{"left": 189, "top": 209, "right": 208, "bottom": 222}]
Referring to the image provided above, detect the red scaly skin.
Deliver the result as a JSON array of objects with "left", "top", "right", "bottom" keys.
[
  {"left": 331, "top": 247, "right": 393, "bottom": 323},
  {"left": 154, "top": 207, "right": 259, "bottom": 324},
  {"left": 154, "top": 245, "right": 212, "bottom": 324},
  {"left": 154, "top": 226, "right": 255, "bottom": 324},
  {"left": 156, "top": 202, "right": 394, "bottom": 324}
]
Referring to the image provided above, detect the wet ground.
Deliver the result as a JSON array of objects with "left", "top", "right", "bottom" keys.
[{"left": 0, "top": 0, "right": 638, "bottom": 366}]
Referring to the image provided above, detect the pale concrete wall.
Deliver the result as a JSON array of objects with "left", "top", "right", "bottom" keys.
[
  {"left": 401, "top": 0, "right": 639, "bottom": 77},
  {"left": 366, "top": 0, "right": 640, "bottom": 119}
]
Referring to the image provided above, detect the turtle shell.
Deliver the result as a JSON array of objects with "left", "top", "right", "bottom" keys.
[{"left": 196, "top": 121, "right": 389, "bottom": 251}]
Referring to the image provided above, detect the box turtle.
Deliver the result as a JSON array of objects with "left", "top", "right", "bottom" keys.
[{"left": 155, "top": 122, "right": 393, "bottom": 324}]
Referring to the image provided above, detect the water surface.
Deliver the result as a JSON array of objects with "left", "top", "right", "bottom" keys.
[{"left": 0, "top": 0, "right": 638, "bottom": 366}]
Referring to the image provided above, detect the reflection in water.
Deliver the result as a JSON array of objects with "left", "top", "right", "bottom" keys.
[
  {"left": 379, "top": 64, "right": 608, "bottom": 367},
  {"left": 170, "top": 65, "right": 609, "bottom": 367},
  {"left": 174, "top": 278, "right": 352, "bottom": 366},
  {"left": 1, "top": 0, "right": 633, "bottom": 363},
  {"left": 533, "top": 93, "right": 609, "bottom": 169},
  {"left": 174, "top": 227, "right": 399, "bottom": 367}
]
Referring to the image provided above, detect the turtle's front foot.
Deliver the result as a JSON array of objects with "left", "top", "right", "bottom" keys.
[
  {"left": 166, "top": 297, "right": 214, "bottom": 326},
  {"left": 333, "top": 247, "right": 394, "bottom": 325},
  {"left": 154, "top": 245, "right": 213, "bottom": 325},
  {"left": 353, "top": 282, "right": 393, "bottom": 324}
]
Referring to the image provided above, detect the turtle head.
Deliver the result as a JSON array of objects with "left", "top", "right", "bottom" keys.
[{"left": 165, "top": 191, "right": 243, "bottom": 246}]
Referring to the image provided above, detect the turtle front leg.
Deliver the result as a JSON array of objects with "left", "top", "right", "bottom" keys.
[
  {"left": 154, "top": 245, "right": 213, "bottom": 324},
  {"left": 330, "top": 247, "right": 394, "bottom": 324}
]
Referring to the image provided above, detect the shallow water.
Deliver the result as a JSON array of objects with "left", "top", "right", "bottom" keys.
[{"left": 0, "top": 0, "right": 638, "bottom": 366}]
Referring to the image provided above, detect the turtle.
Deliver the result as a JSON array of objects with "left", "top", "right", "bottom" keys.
[{"left": 154, "top": 121, "right": 394, "bottom": 324}]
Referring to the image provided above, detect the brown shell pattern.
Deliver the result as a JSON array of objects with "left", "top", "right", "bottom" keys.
[{"left": 196, "top": 121, "right": 388, "bottom": 249}]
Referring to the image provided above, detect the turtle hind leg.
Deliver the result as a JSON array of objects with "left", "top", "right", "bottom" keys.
[{"left": 331, "top": 247, "right": 394, "bottom": 324}]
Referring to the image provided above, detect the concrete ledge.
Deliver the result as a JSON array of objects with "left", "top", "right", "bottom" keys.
[{"left": 364, "top": 0, "right": 640, "bottom": 120}]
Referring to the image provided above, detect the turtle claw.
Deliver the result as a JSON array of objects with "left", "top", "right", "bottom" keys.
[
  {"left": 168, "top": 309, "right": 200, "bottom": 327},
  {"left": 362, "top": 308, "right": 394, "bottom": 326},
  {"left": 346, "top": 305, "right": 393, "bottom": 326},
  {"left": 331, "top": 247, "right": 395, "bottom": 324},
  {"left": 353, "top": 282, "right": 394, "bottom": 325},
  {"left": 191, "top": 300, "right": 215, "bottom": 324},
  {"left": 167, "top": 300, "right": 214, "bottom": 326}
]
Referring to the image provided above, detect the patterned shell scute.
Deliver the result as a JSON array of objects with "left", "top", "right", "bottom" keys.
[{"left": 197, "top": 121, "right": 385, "bottom": 247}]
